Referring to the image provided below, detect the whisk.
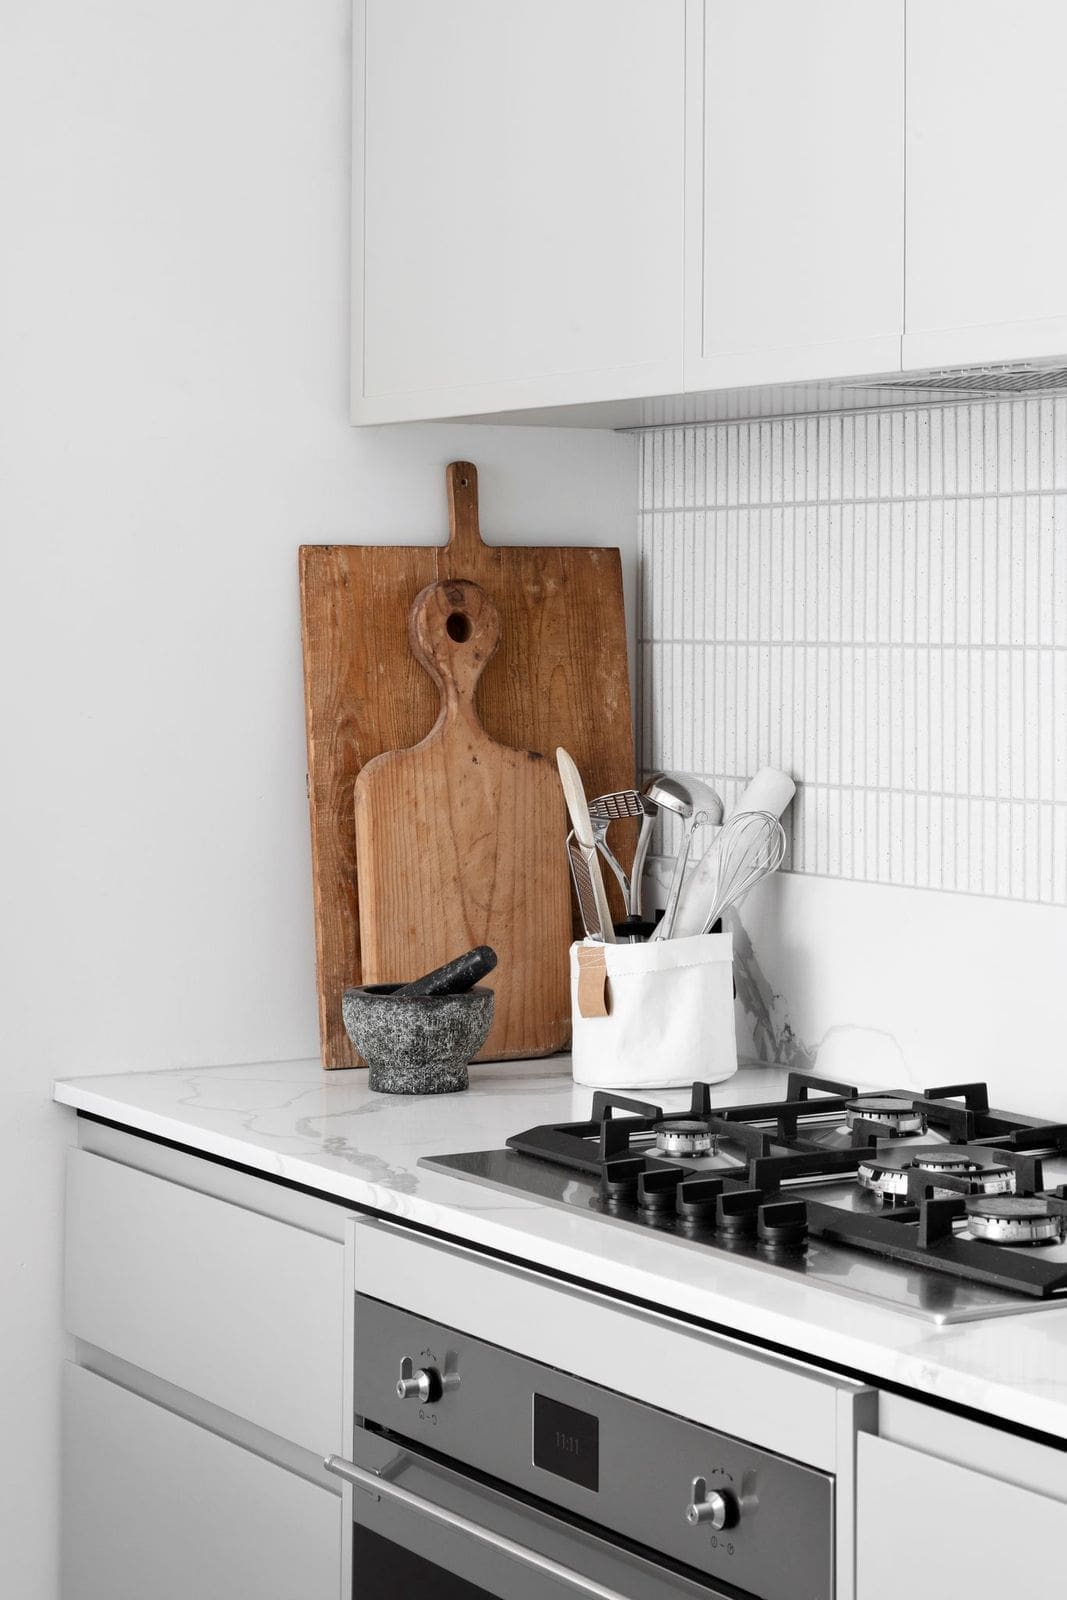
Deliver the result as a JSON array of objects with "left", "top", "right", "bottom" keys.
[{"left": 689, "top": 809, "right": 786, "bottom": 935}]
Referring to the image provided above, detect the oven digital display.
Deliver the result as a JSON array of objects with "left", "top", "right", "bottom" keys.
[{"left": 532, "top": 1393, "right": 599, "bottom": 1492}]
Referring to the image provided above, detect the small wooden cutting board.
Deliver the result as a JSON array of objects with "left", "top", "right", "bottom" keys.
[
  {"left": 354, "top": 580, "right": 571, "bottom": 1060},
  {"left": 300, "top": 461, "right": 634, "bottom": 1068}
]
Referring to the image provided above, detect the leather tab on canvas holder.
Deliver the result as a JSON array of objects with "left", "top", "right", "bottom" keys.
[{"left": 576, "top": 944, "right": 610, "bottom": 1018}]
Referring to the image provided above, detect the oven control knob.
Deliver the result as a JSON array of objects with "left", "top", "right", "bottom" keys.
[
  {"left": 686, "top": 1478, "right": 739, "bottom": 1530},
  {"left": 396, "top": 1358, "right": 443, "bottom": 1403}
]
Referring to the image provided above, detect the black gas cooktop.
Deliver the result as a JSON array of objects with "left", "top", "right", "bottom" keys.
[{"left": 421, "top": 1072, "right": 1067, "bottom": 1324}]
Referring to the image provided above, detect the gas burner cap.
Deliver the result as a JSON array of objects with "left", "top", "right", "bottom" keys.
[
  {"left": 967, "top": 1197, "right": 1067, "bottom": 1247},
  {"left": 846, "top": 1096, "right": 926, "bottom": 1135},
  {"left": 857, "top": 1146, "right": 1017, "bottom": 1201},
  {"left": 912, "top": 1148, "right": 1015, "bottom": 1195},
  {"left": 654, "top": 1120, "right": 712, "bottom": 1157},
  {"left": 911, "top": 1149, "right": 981, "bottom": 1174}
]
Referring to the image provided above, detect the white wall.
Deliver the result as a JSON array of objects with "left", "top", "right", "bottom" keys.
[
  {"left": 0, "top": 6, "right": 634, "bottom": 1595},
  {"left": 734, "top": 870, "right": 1067, "bottom": 1118}
]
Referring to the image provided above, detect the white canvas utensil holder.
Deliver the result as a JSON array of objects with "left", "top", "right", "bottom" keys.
[{"left": 569, "top": 933, "right": 737, "bottom": 1089}]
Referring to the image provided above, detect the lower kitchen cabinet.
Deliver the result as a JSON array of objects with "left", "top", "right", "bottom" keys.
[
  {"left": 60, "top": 1118, "right": 1067, "bottom": 1600},
  {"left": 65, "top": 1146, "right": 345, "bottom": 1456},
  {"left": 62, "top": 1124, "right": 352, "bottom": 1599},
  {"left": 856, "top": 1433, "right": 1067, "bottom": 1596},
  {"left": 61, "top": 1364, "right": 341, "bottom": 1600}
]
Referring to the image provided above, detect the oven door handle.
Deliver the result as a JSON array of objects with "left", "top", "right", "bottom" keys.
[{"left": 324, "top": 1454, "right": 632, "bottom": 1600}]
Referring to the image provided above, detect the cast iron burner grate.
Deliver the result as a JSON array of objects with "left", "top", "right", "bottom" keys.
[
  {"left": 503, "top": 1074, "right": 1067, "bottom": 1300},
  {"left": 506, "top": 1073, "right": 866, "bottom": 1174}
]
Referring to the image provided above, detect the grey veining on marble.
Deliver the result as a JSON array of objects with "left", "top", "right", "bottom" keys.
[
  {"left": 53, "top": 1055, "right": 1067, "bottom": 1443},
  {"left": 728, "top": 909, "right": 815, "bottom": 1071}
]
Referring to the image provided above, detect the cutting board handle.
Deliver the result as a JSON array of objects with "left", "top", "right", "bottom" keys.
[
  {"left": 445, "top": 462, "right": 486, "bottom": 562},
  {"left": 409, "top": 579, "right": 499, "bottom": 731}
]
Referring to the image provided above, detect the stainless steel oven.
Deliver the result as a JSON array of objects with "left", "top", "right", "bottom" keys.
[{"left": 327, "top": 1220, "right": 876, "bottom": 1600}]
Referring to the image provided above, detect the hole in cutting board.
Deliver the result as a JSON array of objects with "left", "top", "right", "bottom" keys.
[{"left": 446, "top": 611, "right": 472, "bottom": 643}]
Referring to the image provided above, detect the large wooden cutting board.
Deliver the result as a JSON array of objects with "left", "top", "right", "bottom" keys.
[
  {"left": 354, "top": 581, "right": 571, "bottom": 1060},
  {"left": 300, "top": 460, "right": 634, "bottom": 1069}
]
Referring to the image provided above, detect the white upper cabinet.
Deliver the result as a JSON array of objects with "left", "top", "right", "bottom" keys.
[
  {"left": 685, "top": 0, "right": 904, "bottom": 391},
  {"left": 905, "top": 0, "right": 1067, "bottom": 370},
  {"left": 352, "top": 1, "right": 1067, "bottom": 425},
  {"left": 353, "top": 0, "right": 686, "bottom": 423}
]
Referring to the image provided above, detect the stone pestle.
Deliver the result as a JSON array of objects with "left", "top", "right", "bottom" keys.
[{"left": 395, "top": 946, "right": 498, "bottom": 1000}]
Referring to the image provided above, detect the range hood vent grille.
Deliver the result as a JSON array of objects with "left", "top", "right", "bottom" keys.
[{"left": 859, "top": 363, "right": 1067, "bottom": 396}]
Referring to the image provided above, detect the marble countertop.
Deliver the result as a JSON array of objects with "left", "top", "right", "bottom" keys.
[{"left": 54, "top": 1057, "right": 1067, "bottom": 1443}]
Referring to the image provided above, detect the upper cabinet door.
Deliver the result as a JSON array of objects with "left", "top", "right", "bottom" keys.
[
  {"left": 685, "top": 0, "right": 904, "bottom": 392},
  {"left": 905, "top": 0, "right": 1067, "bottom": 370},
  {"left": 354, "top": 0, "right": 685, "bottom": 424}
]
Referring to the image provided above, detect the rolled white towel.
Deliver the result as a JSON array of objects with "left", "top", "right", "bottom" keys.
[{"left": 730, "top": 766, "right": 796, "bottom": 821}]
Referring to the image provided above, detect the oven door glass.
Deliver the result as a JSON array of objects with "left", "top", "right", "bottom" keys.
[
  {"left": 344, "top": 1431, "right": 735, "bottom": 1600},
  {"left": 355, "top": 1524, "right": 499, "bottom": 1600}
]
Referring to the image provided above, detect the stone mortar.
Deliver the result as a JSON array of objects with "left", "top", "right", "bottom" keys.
[{"left": 341, "top": 983, "right": 495, "bottom": 1094}]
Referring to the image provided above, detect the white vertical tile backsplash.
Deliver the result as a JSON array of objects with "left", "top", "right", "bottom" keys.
[{"left": 637, "top": 399, "right": 1067, "bottom": 906}]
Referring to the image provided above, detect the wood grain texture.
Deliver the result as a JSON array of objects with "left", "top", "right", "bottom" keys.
[
  {"left": 354, "top": 581, "right": 570, "bottom": 1060},
  {"left": 300, "top": 461, "right": 634, "bottom": 1068}
]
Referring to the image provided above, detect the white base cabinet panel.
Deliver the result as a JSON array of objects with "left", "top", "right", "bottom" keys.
[
  {"left": 65, "top": 1148, "right": 345, "bottom": 1455},
  {"left": 62, "top": 1364, "right": 341, "bottom": 1600},
  {"left": 856, "top": 1433, "right": 1067, "bottom": 1597}
]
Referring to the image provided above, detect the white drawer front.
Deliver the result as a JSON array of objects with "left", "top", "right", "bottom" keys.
[
  {"left": 857, "top": 1433, "right": 1067, "bottom": 1597},
  {"left": 65, "top": 1148, "right": 344, "bottom": 1453},
  {"left": 62, "top": 1364, "right": 340, "bottom": 1600}
]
